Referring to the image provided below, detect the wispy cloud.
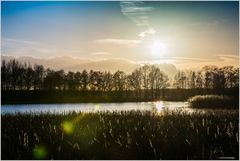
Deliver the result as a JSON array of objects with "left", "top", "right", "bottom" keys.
[
  {"left": 90, "top": 52, "right": 113, "bottom": 56},
  {"left": 137, "top": 54, "right": 239, "bottom": 69},
  {"left": 189, "top": 22, "right": 202, "bottom": 27},
  {"left": 168, "top": 55, "right": 239, "bottom": 69},
  {"left": 120, "top": 1, "right": 154, "bottom": 27},
  {"left": 94, "top": 38, "right": 141, "bottom": 47},
  {"left": 170, "top": 57, "right": 212, "bottom": 62},
  {"left": 3, "top": 38, "right": 37, "bottom": 45},
  {"left": 215, "top": 54, "right": 239, "bottom": 64},
  {"left": 216, "top": 54, "right": 239, "bottom": 59},
  {"left": 208, "top": 20, "right": 219, "bottom": 26},
  {"left": 139, "top": 27, "right": 156, "bottom": 38},
  {"left": 120, "top": 1, "right": 157, "bottom": 40},
  {"left": 2, "top": 37, "right": 83, "bottom": 58},
  {"left": 189, "top": 20, "right": 221, "bottom": 27}
]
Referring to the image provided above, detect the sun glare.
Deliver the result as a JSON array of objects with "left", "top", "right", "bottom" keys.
[
  {"left": 154, "top": 101, "right": 164, "bottom": 112},
  {"left": 150, "top": 40, "right": 166, "bottom": 57}
]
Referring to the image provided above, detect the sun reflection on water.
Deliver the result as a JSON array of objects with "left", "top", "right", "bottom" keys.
[
  {"left": 153, "top": 101, "right": 197, "bottom": 115},
  {"left": 154, "top": 101, "right": 164, "bottom": 112}
]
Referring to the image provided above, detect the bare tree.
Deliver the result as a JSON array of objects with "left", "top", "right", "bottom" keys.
[
  {"left": 33, "top": 64, "right": 45, "bottom": 90},
  {"left": 195, "top": 71, "right": 203, "bottom": 88},
  {"left": 102, "top": 71, "right": 113, "bottom": 91},
  {"left": 174, "top": 71, "right": 187, "bottom": 88},
  {"left": 113, "top": 70, "right": 126, "bottom": 91},
  {"left": 81, "top": 70, "right": 89, "bottom": 91}
]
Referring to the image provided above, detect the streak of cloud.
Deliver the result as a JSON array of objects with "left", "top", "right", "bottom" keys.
[
  {"left": 1, "top": 37, "right": 83, "bottom": 58},
  {"left": 189, "top": 20, "right": 222, "bottom": 27},
  {"left": 3, "top": 38, "right": 37, "bottom": 45},
  {"left": 120, "top": 1, "right": 157, "bottom": 41},
  {"left": 120, "top": 1, "right": 154, "bottom": 27},
  {"left": 139, "top": 27, "right": 156, "bottom": 38},
  {"left": 90, "top": 52, "right": 113, "bottom": 56},
  {"left": 94, "top": 38, "right": 141, "bottom": 47},
  {"left": 137, "top": 55, "right": 239, "bottom": 69},
  {"left": 167, "top": 55, "right": 239, "bottom": 68}
]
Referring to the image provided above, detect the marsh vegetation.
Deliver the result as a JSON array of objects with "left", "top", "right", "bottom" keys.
[
  {"left": 189, "top": 95, "right": 238, "bottom": 109},
  {"left": 2, "top": 110, "right": 239, "bottom": 160}
]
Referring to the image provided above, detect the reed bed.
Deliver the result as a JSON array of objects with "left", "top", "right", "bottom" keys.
[
  {"left": 188, "top": 95, "right": 237, "bottom": 109},
  {"left": 1, "top": 110, "right": 239, "bottom": 159}
]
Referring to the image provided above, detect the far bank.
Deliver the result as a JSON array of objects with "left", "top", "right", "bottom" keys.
[{"left": 1, "top": 88, "right": 238, "bottom": 105}]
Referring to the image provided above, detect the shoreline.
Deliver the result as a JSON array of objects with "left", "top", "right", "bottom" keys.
[{"left": 1, "top": 88, "right": 238, "bottom": 105}]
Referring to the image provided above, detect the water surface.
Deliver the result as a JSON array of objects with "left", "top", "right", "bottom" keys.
[{"left": 1, "top": 101, "right": 190, "bottom": 114}]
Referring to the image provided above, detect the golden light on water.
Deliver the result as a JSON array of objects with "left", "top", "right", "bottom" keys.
[
  {"left": 153, "top": 101, "right": 196, "bottom": 114},
  {"left": 32, "top": 145, "right": 47, "bottom": 159},
  {"left": 62, "top": 121, "right": 74, "bottom": 135},
  {"left": 154, "top": 101, "right": 164, "bottom": 112}
]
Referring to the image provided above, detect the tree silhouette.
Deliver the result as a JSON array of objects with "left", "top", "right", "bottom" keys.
[{"left": 1, "top": 60, "right": 239, "bottom": 93}]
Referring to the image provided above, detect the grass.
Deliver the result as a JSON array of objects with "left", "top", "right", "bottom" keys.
[
  {"left": 188, "top": 95, "right": 238, "bottom": 109},
  {"left": 1, "top": 110, "right": 239, "bottom": 160}
]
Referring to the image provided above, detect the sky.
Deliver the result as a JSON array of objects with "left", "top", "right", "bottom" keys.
[{"left": 1, "top": 1, "right": 239, "bottom": 68}]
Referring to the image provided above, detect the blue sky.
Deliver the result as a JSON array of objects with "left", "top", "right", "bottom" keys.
[{"left": 1, "top": 1, "right": 239, "bottom": 68}]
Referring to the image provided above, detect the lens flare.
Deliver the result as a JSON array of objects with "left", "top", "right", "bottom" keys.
[
  {"left": 62, "top": 121, "right": 74, "bottom": 134},
  {"left": 32, "top": 145, "right": 47, "bottom": 159},
  {"left": 94, "top": 104, "right": 100, "bottom": 111}
]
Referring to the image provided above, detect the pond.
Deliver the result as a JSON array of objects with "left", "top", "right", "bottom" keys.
[{"left": 1, "top": 101, "right": 191, "bottom": 114}]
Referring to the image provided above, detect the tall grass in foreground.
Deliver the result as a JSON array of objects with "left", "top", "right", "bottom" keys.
[
  {"left": 189, "top": 95, "right": 237, "bottom": 109},
  {"left": 1, "top": 110, "right": 239, "bottom": 159}
]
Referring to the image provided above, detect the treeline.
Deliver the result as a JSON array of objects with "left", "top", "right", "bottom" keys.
[
  {"left": 1, "top": 59, "right": 239, "bottom": 93},
  {"left": 1, "top": 60, "right": 169, "bottom": 94},
  {"left": 173, "top": 66, "right": 239, "bottom": 89}
]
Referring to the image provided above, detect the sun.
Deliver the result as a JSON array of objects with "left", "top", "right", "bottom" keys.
[{"left": 150, "top": 40, "right": 167, "bottom": 57}]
